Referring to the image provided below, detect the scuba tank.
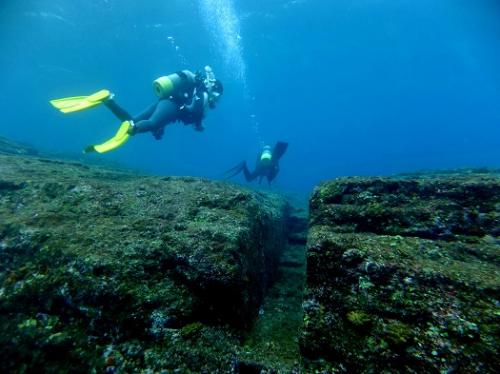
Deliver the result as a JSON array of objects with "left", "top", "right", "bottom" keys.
[
  {"left": 260, "top": 146, "right": 273, "bottom": 165},
  {"left": 152, "top": 74, "right": 177, "bottom": 98},
  {"left": 152, "top": 70, "right": 195, "bottom": 99}
]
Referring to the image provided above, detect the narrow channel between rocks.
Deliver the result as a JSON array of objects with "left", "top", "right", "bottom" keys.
[{"left": 236, "top": 202, "right": 308, "bottom": 373}]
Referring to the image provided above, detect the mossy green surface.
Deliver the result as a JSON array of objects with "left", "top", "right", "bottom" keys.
[
  {"left": 5, "top": 138, "right": 498, "bottom": 373},
  {"left": 302, "top": 173, "right": 500, "bottom": 373},
  {"left": 0, "top": 153, "right": 290, "bottom": 372},
  {"left": 311, "top": 173, "right": 500, "bottom": 238},
  {"left": 241, "top": 240, "right": 306, "bottom": 373}
]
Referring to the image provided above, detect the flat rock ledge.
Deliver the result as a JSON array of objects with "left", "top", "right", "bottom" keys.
[
  {"left": 0, "top": 153, "right": 289, "bottom": 373},
  {"left": 301, "top": 172, "right": 500, "bottom": 373}
]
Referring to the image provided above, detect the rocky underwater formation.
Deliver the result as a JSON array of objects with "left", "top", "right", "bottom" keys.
[
  {"left": 302, "top": 173, "right": 500, "bottom": 373},
  {"left": 0, "top": 138, "right": 294, "bottom": 373},
  {"left": 1, "top": 136, "right": 499, "bottom": 373}
]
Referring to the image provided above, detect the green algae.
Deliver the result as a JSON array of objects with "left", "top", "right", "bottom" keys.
[
  {"left": 303, "top": 173, "right": 500, "bottom": 373},
  {"left": 3, "top": 138, "right": 498, "bottom": 373},
  {"left": 311, "top": 172, "right": 500, "bottom": 239},
  {"left": 347, "top": 310, "right": 372, "bottom": 327},
  {"left": 0, "top": 153, "right": 292, "bottom": 373},
  {"left": 240, "top": 240, "right": 306, "bottom": 372}
]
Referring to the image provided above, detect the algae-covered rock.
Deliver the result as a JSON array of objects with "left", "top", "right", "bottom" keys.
[
  {"left": 0, "top": 135, "right": 39, "bottom": 156},
  {"left": 0, "top": 153, "right": 289, "bottom": 373},
  {"left": 302, "top": 172, "right": 500, "bottom": 373},
  {"left": 310, "top": 172, "right": 500, "bottom": 238}
]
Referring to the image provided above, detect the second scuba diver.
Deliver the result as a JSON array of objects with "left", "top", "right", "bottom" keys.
[
  {"left": 224, "top": 142, "right": 289, "bottom": 185},
  {"left": 50, "top": 66, "right": 223, "bottom": 153}
]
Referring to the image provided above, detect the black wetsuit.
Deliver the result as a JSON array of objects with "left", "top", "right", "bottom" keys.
[
  {"left": 104, "top": 73, "right": 207, "bottom": 140},
  {"left": 241, "top": 161, "right": 279, "bottom": 184},
  {"left": 225, "top": 142, "right": 289, "bottom": 185}
]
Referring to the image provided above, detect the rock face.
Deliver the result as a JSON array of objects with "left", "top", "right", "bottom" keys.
[
  {"left": 0, "top": 136, "right": 39, "bottom": 156},
  {"left": 302, "top": 173, "right": 500, "bottom": 373},
  {"left": 0, "top": 153, "right": 289, "bottom": 373}
]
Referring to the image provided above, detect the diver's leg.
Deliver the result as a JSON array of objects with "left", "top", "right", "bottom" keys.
[
  {"left": 103, "top": 99, "right": 134, "bottom": 122},
  {"left": 132, "top": 103, "right": 158, "bottom": 122},
  {"left": 242, "top": 164, "right": 257, "bottom": 182},
  {"left": 132, "top": 99, "right": 178, "bottom": 135}
]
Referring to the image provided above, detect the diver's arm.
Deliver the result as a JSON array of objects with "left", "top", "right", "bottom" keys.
[{"left": 180, "top": 89, "right": 207, "bottom": 131}]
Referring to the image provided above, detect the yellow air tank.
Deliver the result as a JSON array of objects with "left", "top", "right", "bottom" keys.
[{"left": 153, "top": 75, "right": 177, "bottom": 98}]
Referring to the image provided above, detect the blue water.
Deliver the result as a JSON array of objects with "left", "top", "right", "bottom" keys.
[{"left": 1, "top": 0, "right": 499, "bottom": 195}]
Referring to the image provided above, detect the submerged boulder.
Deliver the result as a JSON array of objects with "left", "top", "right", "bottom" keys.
[
  {"left": 302, "top": 172, "right": 500, "bottom": 373},
  {"left": 0, "top": 153, "right": 289, "bottom": 373}
]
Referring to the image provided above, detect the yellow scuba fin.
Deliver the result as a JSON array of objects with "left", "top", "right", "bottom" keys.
[
  {"left": 84, "top": 121, "right": 132, "bottom": 154},
  {"left": 50, "top": 89, "right": 110, "bottom": 113}
]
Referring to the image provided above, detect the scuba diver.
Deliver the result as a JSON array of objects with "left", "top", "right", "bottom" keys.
[
  {"left": 224, "top": 142, "right": 288, "bottom": 185},
  {"left": 50, "top": 66, "right": 223, "bottom": 153}
]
